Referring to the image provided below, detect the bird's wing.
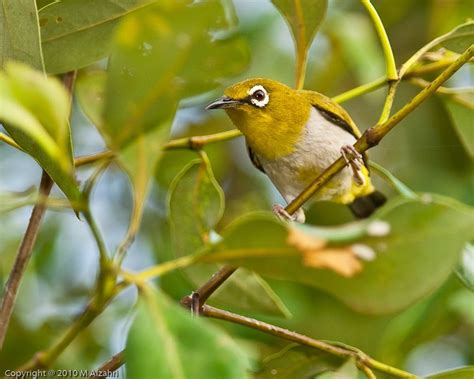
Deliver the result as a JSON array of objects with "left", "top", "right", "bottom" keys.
[
  {"left": 299, "top": 90, "right": 369, "bottom": 167},
  {"left": 299, "top": 90, "right": 362, "bottom": 138},
  {"left": 246, "top": 142, "right": 266, "bottom": 174}
]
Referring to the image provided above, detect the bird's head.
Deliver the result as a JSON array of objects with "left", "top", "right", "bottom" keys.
[{"left": 205, "top": 78, "right": 309, "bottom": 158}]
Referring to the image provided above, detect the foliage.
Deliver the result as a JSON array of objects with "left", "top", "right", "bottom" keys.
[{"left": 0, "top": 0, "right": 473, "bottom": 378}]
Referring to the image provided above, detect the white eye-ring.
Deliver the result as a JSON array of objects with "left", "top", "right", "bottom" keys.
[{"left": 248, "top": 85, "right": 269, "bottom": 108}]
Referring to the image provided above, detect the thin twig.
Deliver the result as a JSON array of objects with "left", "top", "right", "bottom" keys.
[
  {"left": 200, "top": 304, "right": 416, "bottom": 378},
  {"left": 285, "top": 45, "right": 473, "bottom": 215},
  {"left": 360, "top": 365, "right": 377, "bottom": 379},
  {"left": 0, "top": 172, "right": 53, "bottom": 349},
  {"left": 180, "top": 266, "right": 237, "bottom": 311},
  {"left": 89, "top": 350, "right": 125, "bottom": 378},
  {"left": 409, "top": 77, "right": 474, "bottom": 97},
  {"left": 165, "top": 129, "right": 242, "bottom": 150}
]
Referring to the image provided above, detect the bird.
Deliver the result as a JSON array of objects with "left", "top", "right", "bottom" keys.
[{"left": 205, "top": 78, "right": 385, "bottom": 223}]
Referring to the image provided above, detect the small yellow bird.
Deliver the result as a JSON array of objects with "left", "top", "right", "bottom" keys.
[{"left": 206, "top": 78, "right": 385, "bottom": 222}]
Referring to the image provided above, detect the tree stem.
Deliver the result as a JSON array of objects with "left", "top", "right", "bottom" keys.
[
  {"left": 201, "top": 304, "right": 416, "bottom": 378},
  {"left": 89, "top": 351, "right": 124, "bottom": 378}
]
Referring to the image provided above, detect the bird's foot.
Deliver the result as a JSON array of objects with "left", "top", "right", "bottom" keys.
[
  {"left": 272, "top": 204, "right": 296, "bottom": 222},
  {"left": 340, "top": 145, "right": 365, "bottom": 186},
  {"left": 272, "top": 204, "right": 305, "bottom": 223}
]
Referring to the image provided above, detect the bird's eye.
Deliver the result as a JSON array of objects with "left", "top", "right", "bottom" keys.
[
  {"left": 248, "top": 85, "right": 269, "bottom": 107},
  {"left": 253, "top": 90, "right": 266, "bottom": 101}
]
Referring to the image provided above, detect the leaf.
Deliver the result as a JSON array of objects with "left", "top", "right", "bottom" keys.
[
  {"left": 120, "top": 124, "right": 172, "bottom": 241},
  {"left": 168, "top": 158, "right": 291, "bottom": 317},
  {"left": 401, "top": 21, "right": 474, "bottom": 76},
  {"left": 0, "top": 62, "right": 80, "bottom": 205},
  {"left": 255, "top": 344, "right": 341, "bottom": 379},
  {"left": 0, "top": 0, "right": 44, "bottom": 70},
  {"left": 104, "top": 0, "right": 249, "bottom": 149},
  {"left": 316, "top": 358, "right": 358, "bottom": 379},
  {"left": 426, "top": 366, "right": 474, "bottom": 379},
  {"left": 204, "top": 196, "right": 474, "bottom": 314},
  {"left": 101, "top": 0, "right": 248, "bottom": 238},
  {"left": 38, "top": 0, "right": 157, "bottom": 74},
  {"left": 440, "top": 22, "right": 474, "bottom": 54},
  {"left": 271, "top": 0, "right": 327, "bottom": 88},
  {"left": 454, "top": 242, "right": 474, "bottom": 291},
  {"left": 442, "top": 97, "right": 474, "bottom": 159},
  {"left": 126, "top": 287, "right": 250, "bottom": 379},
  {"left": 75, "top": 70, "right": 105, "bottom": 127}
]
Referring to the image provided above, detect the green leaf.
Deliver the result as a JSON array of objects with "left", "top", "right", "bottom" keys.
[
  {"left": 255, "top": 344, "right": 340, "bottom": 379},
  {"left": 271, "top": 0, "right": 327, "bottom": 87},
  {"left": 126, "top": 287, "right": 250, "bottom": 379},
  {"left": 104, "top": 0, "right": 249, "bottom": 149},
  {"left": 316, "top": 358, "right": 358, "bottom": 379},
  {"left": 1, "top": 0, "right": 44, "bottom": 70},
  {"left": 75, "top": 70, "right": 105, "bottom": 128},
  {"left": 426, "top": 366, "right": 474, "bottom": 379},
  {"left": 454, "top": 242, "right": 474, "bottom": 291},
  {"left": 442, "top": 96, "right": 474, "bottom": 159},
  {"left": 0, "top": 62, "right": 79, "bottom": 205},
  {"left": 38, "top": 0, "right": 157, "bottom": 74},
  {"left": 119, "top": 124, "right": 172, "bottom": 242},
  {"left": 204, "top": 196, "right": 474, "bottom": 314},
  {"left": 440, "top": 22, "right": 474, "bottom": 54},
  {"left": 99, "top": 1, "right": 248, "bottom": 239},
  {"left": 168, "top": 157, "right": 291, "bottom": 317}
]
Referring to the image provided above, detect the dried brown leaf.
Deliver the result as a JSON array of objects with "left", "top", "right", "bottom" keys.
[
  {"left": 303, "top": 248, "right": 363, "bottom": 277},
  {"left": 286, "top": 228, "right": 326, "bottom": 251}
]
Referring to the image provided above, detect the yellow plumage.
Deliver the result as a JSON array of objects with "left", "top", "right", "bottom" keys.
[{"left": 206, "top": 78, "right": 385, "bottom": 221}]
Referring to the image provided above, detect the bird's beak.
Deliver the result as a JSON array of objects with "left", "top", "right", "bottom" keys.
[{"left": 205, "top": 96, "right": 244, "bottom": 110}]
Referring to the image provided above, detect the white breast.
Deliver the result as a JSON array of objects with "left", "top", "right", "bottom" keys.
[{"left": 258, "top": 107, "right": 356, "bottom": 204}]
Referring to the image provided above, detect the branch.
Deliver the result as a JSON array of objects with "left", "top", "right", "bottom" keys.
[
  {"left": 0, "top": 172, "right": 53, "bottom": 349},
  {"left": 164, "top": 129, "right": 242, "bottom": 150},
  {"left": 89, "top": 350, "right": 124, "bottom": 379},
  {"left": 200, "top": 304, "right": 416, "bottom": 378},
  {"left": 180, "top": 265, "right": 237, "bottom": 312},
  {"left": 361, "top": 0, "right": 398, "bottom": 81},
  {"left": 285, "top": 45, "right": 473, "bottom": 215},
  {"left": 0, "top": 71, "right": 77, "bottom": 349}
]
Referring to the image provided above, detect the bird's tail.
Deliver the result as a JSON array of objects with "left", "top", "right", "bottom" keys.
[{"left": 348, "top": 191, "right": 386, "bottom": 219}]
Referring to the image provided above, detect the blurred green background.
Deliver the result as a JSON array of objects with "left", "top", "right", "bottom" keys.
[{"left": 0, "top": 0, "right": 473, "bottom": 377}]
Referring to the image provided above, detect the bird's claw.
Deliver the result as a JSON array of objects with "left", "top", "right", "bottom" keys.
[
  {"left": 340, "top": 145, "right": 365, "bottom": 186},
  {"left": 272, "top": 204, "right": 296, "bottom": 222}
]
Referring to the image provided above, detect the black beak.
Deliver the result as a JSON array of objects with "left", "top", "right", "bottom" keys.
[{"left": 205, "top": 96, "right": 244, "bottom": 110}]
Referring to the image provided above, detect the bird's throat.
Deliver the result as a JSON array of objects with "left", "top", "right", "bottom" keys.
[{"left": 226, "top": 108, "right": 307, "bottom": 160}]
